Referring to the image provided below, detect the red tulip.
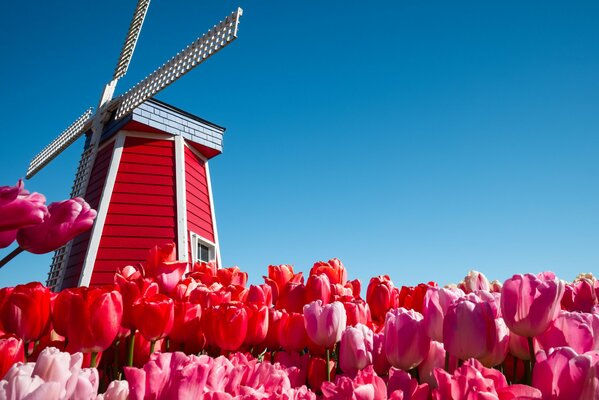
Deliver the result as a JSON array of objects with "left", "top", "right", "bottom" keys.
[
  {"left": 279, "top": 311, "right": 308, "bottom": 352},
  {"left": 1, "top": 282, "right": 51, "bottom": 342},
  {"left": 562, "top": 277, "right": 597, "bottom": 313},
  {"left": 0, "top": 180, "right": 47, "bottom": 231},
  {"left": 172, "top": 277, "right": 200, "bottom": 301},
  {"left": 310, "top": 258, "right": 347, "bottom": 285},
  {"left": 304, "top": 300, "right": 347, "bottom": 349},
  {"left": 367, "top": 275, "right": 398, "bottom": 324},
  {"left": 213, "top": 301, "right": 248, "bottom": 351},
  {"left": 144, "top": 243, "right": 187, "bottom": 295},
  {"left": 264, "top": 264, "right": 303, "bottom": 305},
  {"left": 339, "top": 324, "right": 373, "bottom": 376},
  {"left": 305, "top": 273, "right": 332, "bottom": 305},
  {"left": 246, "top": 284, "right": 272, "bottom": 307},
  {"left": 277, "top": 281, "right": 306, "bottom": 313},
  {"left": 216, "top": 266, "right": 248, "bottom": 287},
  {"left": 133, "top": 294, "right": 174, "bottom": 341},
  {"left": 17, "top": 198, "right": 96, "bottom": 254},
  {"left": 330, "top": 283, "right": 353, "bottom": 302},
  {"left": 169, "top": 300, "right": 202, "bottom": 345},
  {"left": 343, "top": 298, "right": 371, "bottom": 327},
  {"left": 0, "top": 334, "right": 24, "bottom": 378},
  {"left": 397, "top": 282, "right": 436, "bottom": 313},
  {"left": 114, "top": 264, "right": 159, "bottom": 330},
  {"left": 244, "top": 303, "right": 268, "bottom": 346},
  {"left": 307, "top": 356, "right": 336, "bottom": 394},
  {"left": 0, "top": 287, "right": 13, "bottom": 333},
  {"left": 384, "top": 308, "right": 430, "bottom": 370},
  {"left": 188, "top": 260, "right": 218, "bottom": 285},
  {"left": 263, "top": 308, "right": 284, "bottom": 350},
  {"left": 501, "top": 272, "right": 564, "bottom": 337}
]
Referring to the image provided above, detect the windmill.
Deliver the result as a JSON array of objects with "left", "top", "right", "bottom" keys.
[{"left": 26, "top": 0, "right": 243, "bottom": 291}]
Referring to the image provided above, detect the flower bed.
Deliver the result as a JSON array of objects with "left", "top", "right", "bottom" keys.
[{"left": 1, "top": 242, "right": 598, "bottom": 399}]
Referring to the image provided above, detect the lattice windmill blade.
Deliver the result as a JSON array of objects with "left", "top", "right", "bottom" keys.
[
  {"left": 113, "top": 0, "right": 152, "bottom": 81},
  {"left": 115, "top": 7, "right": 243, "bottom": 119},
  {"left": 26, "top": 108, "right": 93, "bottom": 179}
]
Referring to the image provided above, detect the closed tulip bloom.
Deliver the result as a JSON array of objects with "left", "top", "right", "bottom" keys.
[
  {"left": 244, "top": 303, "right": 269, "bottom": 346},
  {"left": 213, "top": 301, "right": 248, "bottom": 351},
  {"left": 114, "top": 265, "right": 159, "bottom": 330},
  {"left": 133, "top": 294, "right": 174, "bottom": 342},
  {"left": 339, "top": 324, "right": 373, "bottom": 376},
  {"left": 0, "top": 180, "right": 47, "bottom": 231},
  {"left": 98, "top": 380, "right": 129, "bottom": 400},
  {"left": 372, "top": 332, "right": 391, "bottom": 376},
  {"left": 279, "top": 311, "right": 308, "bottom": 352},
  {"left": 304, "top": 300, "right": 347, "bottom": 349},
  {"left": 343, "top": 298, "right": 371, "bottom": 327},
  {"left": 264, "top": 264, "right": 302, "bottom": 304},
  {"left": 384, "top": 308, "right": 430, "bottom": 370},
  {"left": 310, "top": 259, "right": 348, "bottom": 286},
  {"left": 422, "top": 286, "right": 463, "bottom": 342},
  {"left": 418, "top": 341, "right": 452, "bottom": 388},
  {"left": 246, "top": 284, "right": 273, "bottom": 307},
  {"left": 305, "top": 273, "right": 332, "bottom": 305},
  {"left": 216, "top": 266, "right": 248, "bottom": 287},
  {"left": 443, "top": 294, "right": 496, "bottom": 361},
  {"left": 458, "top": 270, "right": 491, "bottom": 294},
  {"left": 307, "top": 356, "right": 336, "bottom": 394},
  {"left": 1, "top": 282, "right": 52, "bottom": 342},
  {"left": 0, "top": 335, "right": 24, "bottom": 378},
  {"left": 397, "top": 282, "right": 435, "bottom": 313},
  {"left": 169, "top": 300, "right": 202, "bottom": 344},
  {"left": 367, "top": 275, "right": 399, "bottom": 324},
  {"left": 0, "top": 230, "right": 17, "bottom": 249},
  {"left": 263, "top": 308, "right": 284, "bottom": 350},
  {"left": 501, "top": 273, "right": 564, "bottom": 337},
  {"left": 536, "top": 311, "right": 599, "bottom": 354},
  {"left": 62, "top": 286, "right": 123, "bottom": 353},
  {"left": 562, "top": 278, "right": 597, "bottom": 313},
  {"left": 277, "top": 281, "right": 306, "bottom": 314},
  {"left": 479, "top": 317, "right": 510, "bottom": 367},
  {"left": 17, "top": 198, "right": 96, "bottom": 254}
]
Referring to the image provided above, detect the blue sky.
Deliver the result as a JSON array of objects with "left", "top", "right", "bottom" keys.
[{"left": 0, "top": 1, "right": 598, "bottom": 290}]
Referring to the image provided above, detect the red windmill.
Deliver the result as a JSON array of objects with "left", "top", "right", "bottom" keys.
[{"left": 25, "top": 1, "right": 243, "bottom": 291}]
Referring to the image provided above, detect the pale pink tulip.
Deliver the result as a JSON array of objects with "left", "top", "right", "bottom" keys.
[
  {"left": 0, "top": 180, "right": 47, "bottom": 231},
  {"left": 418, "top": 341, "right": 456, "bottom": 388},
  {"left": 458, "top": 270, "right": 490, "bottom": 293},
  {"left": 17, "top": 198, "right": 96, "bottom": 254},
  {"left": 384, "top": 308, "right": 430, "bottom": 370},
  {"left": 422, "top": 287, "right": 463, "bottom": 342},
  {"left": 339, "top": 324, "right": 373, "bottom": 376},
  {"left": 501, "top": 272, "right": 564, "bottom": 337},
  {"left": 96, "top": 380, "right": 129, "bottom": 400},
  {"left": 303, "top": 300, "right": 347, "bottom": 349}
]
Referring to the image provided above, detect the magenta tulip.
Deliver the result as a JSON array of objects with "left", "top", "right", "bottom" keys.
[
  {"left": 372, "top": 332, "right": 391, "bottom": 376},
  {"left": 384, "top": 308, "right": 430, "bottom": 370},
  {"left": 501, "top": 272, "right": 564, "bottom": 337},
  {"left": 536, "top": 311, "right": 599, "bottom": 354},
  {"left": 0, "top": 230, "right": 17, "bottom": 249},
  {"left": 0, "top": 180, "right": 47, "bottom": 231},
  {"left": 303, "top": 300, "right": 347, "bottom": 349},
  {"left": 562, "top": 277, "right": 597, "bottom": 313},
  {"left": 422, "top": 286, "right": 463, "bottom": 342},
  {"left": 339, "top": 324, "right": 373, "bottom": 376},
  {"left": 17, "top": 198, "right": 96, "bottom": 254},
  {"left": 387, "top": 368, "right": 430, "bottom": 399}
]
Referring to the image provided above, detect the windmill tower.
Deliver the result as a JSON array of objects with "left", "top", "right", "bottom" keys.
[{"left": 26, "top": 1, "right": 243, "bottom": 291}]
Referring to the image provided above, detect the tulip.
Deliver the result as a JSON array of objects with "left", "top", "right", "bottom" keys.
[
  {"left": 1, "top": 282, "right": 52, "bottom": 344},
  {"left": 188, "top": 260, "right": 218, "bottom": 285},
  {"left": 114, "top": 264, "right": 159, "bottom": 330},
  {"left": 17, "top": 198, "right": 96, "bottom": 254},
  {"left": 443, "top": 294, "right": 496, "bottom": 361},
  {"left": 339, "top": 324, "right": 373, "bottom": 376},
  {"left": 132, "top": 294, "right": 174, "bottom": 343},
  {"left": 274, "top": 351, "right": 310, "bottom": 388},
  {"left": 97, "top": 380, "right": 129, "bottom": 400},
  {"left": 277, "top": 281, "right": 306, "bottom": 313},
  {"left": 0, "top": 334, "right": 24, "bottom": 378},
  {"left": 536, "top": 311, "right": 599, "bottom": 354},
  {"left": 246, "top": 284, "right": 273, "bottom": 307},
  {"left": 421, "top": 286, "right": 463, "bottom": 342},
  {"left": 262, "top": 308, "right": 284, "bottom": 350},
  {"left": 532, "top": 347, "right": 598, "bottom": 399},
  {"left": 343, "top": 298, "right": 371, "bottom": 327},
  {"left": 0, "top": 230, "right": 16, "bottom": 249},
  {"left": 305, "top": 273, "right": 332, "bottom": 305},
  {"left": 264, "top": 264, "right": 302, "bottom": 304},
  {"left": 562, "top": 277, "right": 597, "bottom": 313},
  {"left": 387, "top": 368, "right": 430, "bottom": 399},
  {"left": 279, "top": 311, "right": 308, "bottom": 353},
  {"left": 54, "top": 286, "right": 123, "bottom": 355},
  {"left": 213, "top": 301, "right": 248, "bottom": 351},
  {"left": 216, "top": 266, "right": 248, "bottom": 287},
  {"left": 367, "top": 275, "right": 399, "bottom": 324},
  {"left": 478, "top": 317, "right": 510, "bottom": 367},
  {"left": 304, "top": 300, "right": 347, "bottom": 349},
  {"left": 145, "top": 242, "right": 177, "bottom": 275},
  {"left": 501, "top": 272, "right": 564, "bottom": 338},
  {"left": 307, "top": 356, "right": 335, "bottom": 394},
  {"left": 418, "top": 341, "right": 457, "bottom": 388},
  {"left": 321, "top": 366, "right": 387, "bottom": 400},
  {"left": 169, "top": 300, "right": 202, "bottom": 346},
  {"left": 244, "top": 303, "right": 268, "bottom": 346},
  {"left": 144, "top": 242, "right": 187, "bottom": 295},
  {"left": 310, "top": 258, "right": 347, "bottom": 285},
  {"left": 397, "top": 282, "right": 435, "bottom": 313},
  {"left": 0, "top": 180, "right": 47, "bottom": 231},
  {"left": 458, "top": 270, "right": 491, "bottom": 293},
  {"left": 384, "top": 308, "right": 430, "bottom": 370},
  {"left": 372, "top": 332, "right": 391, "bottom": 376}
]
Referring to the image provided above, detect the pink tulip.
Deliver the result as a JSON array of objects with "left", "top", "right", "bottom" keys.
[
  {"left": 305, "top": 273, "right": 332, "bottom": 305},
  {"left": 532, "top": 347, "right": 598, "bottom": 399},
  {"left": 17, "top": 198, "right": 96, "bottom": 254},
  {"left": 501, "top": 272, "right": 564, "bottom": 337},
  {"left": 339, "top": 324, "right": 373, "bottom": 376},
  {"left": 562, "top": 277, "right": 597, "bottom": 313},
  {"left": 384, "top": 308, "right": 430, "bottom": 370},
  {"left": 0, "top": 180, "right": 47, "bottom": 231},
  {"left": 0, "top": 230, "right": 17, "bottom": 249},
  {"left": 372, "top": 332, "right": 390, "bottom": 376},
  {"left": 418, "top": 341, "right": 455, "bottom": 388},
  {"left": 321, "top": 366, "right": 386, "bottom": 400},
  {"left": 97, "top": 380, "right": 129, "bottom": 400},
  {"left": 478, "top": 317, "right": 510, "bottom": 367},
  {"left": 458, "top": 270, "right": 490, "bottom": 293},
  {"left": 443, "top": 294, "right": 495, "bottom": 360},
  {"left": 304, "top": 300, "right": 347, "bottom": 349},
  {"left": 536, "top": 311, "right": 599, "bottom": 354},
  {"left": 387, "top": 368, "right": 430, "bottom": 400},
  {"left": 145, "top": 243, "right": 187, "bottom": 295},
  {"left": 422, "top": 286, "right": 463, "bottom": 342}
]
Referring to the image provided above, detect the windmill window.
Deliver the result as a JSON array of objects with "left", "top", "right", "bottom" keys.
[{"left": 190, "top": 232, "right": 216, "bottom": 264}]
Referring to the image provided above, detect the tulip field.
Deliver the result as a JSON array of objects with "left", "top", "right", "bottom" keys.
[{"left": 1, "top": 181, "right": 599, "bottom": 399}]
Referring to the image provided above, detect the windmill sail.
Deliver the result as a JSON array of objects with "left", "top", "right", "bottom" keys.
[
  {"left": 116, "top": 7, "right": 243, "bottom": 119},
  {"left": 113, "top": 0, "right": 152, "bottom": 81}
]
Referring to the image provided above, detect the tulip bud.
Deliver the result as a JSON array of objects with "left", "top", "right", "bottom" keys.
[
  {"left": 132, "top": 294, "right": 174, "bottom": 342},
  {"left": 384, "top": 308, "right": 430, "bottom": 370},
  {"left": 1, "top": 282, "right": 52, "bottom": 343},
  {"left": 304, "top": 300, "right": 347, "bottom": 349}
]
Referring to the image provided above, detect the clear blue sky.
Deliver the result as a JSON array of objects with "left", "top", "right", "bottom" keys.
[{"left": 1, "top": 1, "right": 598, "bottom": 290}]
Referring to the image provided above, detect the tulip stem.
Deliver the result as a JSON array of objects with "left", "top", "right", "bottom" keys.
[
  {"left": 90, "top": 352, "right": 98, "bottom": 368},
  {"left": 0, "top": 247, "right": 24, "bottom": 269},
  {"left": 444, "top": 352, "right": 450, "bottom": 372},
  {"left": 527, "top": 337, "right": 535, "bottom": 368},
  {"left": 150, "top": 340, "right": 156, "bottom": 356},
  {"left": 127, "top": 330, "right": 136, "bottom": 367},
  {"left": 326, "top": 348, "right": 331, "bottom": 382}
]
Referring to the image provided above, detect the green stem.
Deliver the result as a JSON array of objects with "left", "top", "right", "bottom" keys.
[
  {"left": 127, "top": 329, "right": 136, "bottom": 367},
  {"left": 326, "top": 348, "right": 331, "bottom": 382},
  {"left": 23, "top": 341, "right": 29, "bottom": 361},
  {"left": 165, "top": 337, "right": 170, "bottom": 352},
  {"left": 528, "top": 337, "right": 535, "bottom": 367},
  {"left": 444, "top": 351, "right": 450, "bottom": 372},
  {"left": 90, "top": 352, "right": 98, "bottom": 368},
  {"left": 150, "top": 340, "right": 156, "bottom": 357},
  {"left": 0, "top": 247, "right": 25, "bottom": 269}
]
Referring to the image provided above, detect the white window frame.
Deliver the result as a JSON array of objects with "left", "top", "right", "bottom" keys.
[{"left": 190, "top": 231, "right": 217, "bottom": 264}]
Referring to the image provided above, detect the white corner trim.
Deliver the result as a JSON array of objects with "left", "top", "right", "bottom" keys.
[
  {"left": 204, "top": 161, "right": 222, "bottom": 269},
  {"left": 174, "top": 136, "right": 189, "bottom": 263},
  {"left": 78, "top": 133, "right": 126, "bottom": 287}
]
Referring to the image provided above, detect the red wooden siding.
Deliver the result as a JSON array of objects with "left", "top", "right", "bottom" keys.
[
  {"left": 90, "top": 136, "right": 177, "bottom": 286},
  {"left": 61, "top": 141, "right": 115, "bottom": 289},
  {"left": 185, "top": 145, "right": 215, "bottom": 262}
]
